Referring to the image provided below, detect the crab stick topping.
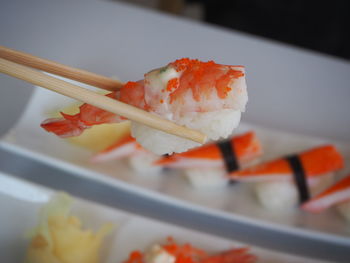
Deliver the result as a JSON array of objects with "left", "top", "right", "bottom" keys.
[
  {"left": 230, "top": 145, "right": 344, "bottom": 180},
  {"left": 302, "top": 175, "right": 350, "bottom": 213},
  {"left": 91, "top": 134, "right": 143, "bottom": 163},
  {"left": 154, "top": 131, "right": 262, "bottom": 168}
]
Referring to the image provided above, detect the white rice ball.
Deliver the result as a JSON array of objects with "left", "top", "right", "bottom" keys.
[
  {"left": 254, "top": 180, "right": 298, "bottom": 210},
  {"left": 185, "top": 168, "right": 229, "bottom": 189},
  {"left": 131, "top": 109, "right": 241, "bottom": 155},
  {"left": 336, "top": 201, "right": 350, "bottom": 223},
  {"left": 128, "top": 153, "right": 163, "bottom": 175}
]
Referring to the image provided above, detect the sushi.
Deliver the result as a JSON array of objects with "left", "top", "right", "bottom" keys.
[
  {"left": 122, "top": 236, "right": 257, "bottom": 263},
  {"left": 91, "top": 134, "right": 162, "bottom": 174},
  {"left": 230, "top": 145, "right": 344, "bottom": 210},
  {"left": 92, "top": 131, "right": 261, "bottom": 179},
  {"left": 154, "top": 131, "right": 262, "bottom": 189},
  {"left": 41, "top": 58, "right": 248, "bottom": 155},
  {"left": 302, "top": 175, "right": 350, "bottom": 222},
  {"left": 154, "top": 131, "right": 261, "bottom": 170}
]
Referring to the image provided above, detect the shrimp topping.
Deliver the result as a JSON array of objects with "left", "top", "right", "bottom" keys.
[{"left": 168, "top": 58, "right": 245, "bottom": 103}]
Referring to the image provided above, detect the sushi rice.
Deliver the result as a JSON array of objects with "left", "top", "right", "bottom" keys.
[
  {"left": 128, "top": 152, "right": 163, "bottom": 174},
  {"left": 254, "top": 173, "right": 335, "bottom": 210},
  {"left": 131, "top": 109, "right": 241, "bottom": 155},
  {"left": 184, "top": 168, "right": 229, "bottom": 189},
  {"left": 254, "top": 180, "right": 299, "bottom": 210}
]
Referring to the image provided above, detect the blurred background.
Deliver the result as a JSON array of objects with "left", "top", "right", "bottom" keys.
[{"left": 116, "top": 0, "right": 350, "bottom": 60}]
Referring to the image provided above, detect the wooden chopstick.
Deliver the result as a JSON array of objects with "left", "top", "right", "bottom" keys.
[
  {"left": 0, "top": 46, "right": 122, "bottom": 91},
  {"left": 0, "top": 58, "right": 207, "bottom": 144}
]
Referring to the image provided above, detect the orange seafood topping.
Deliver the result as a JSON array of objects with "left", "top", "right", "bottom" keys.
[
  {"left": 119, "top": 81, "right": 149, "bottom": 110},
  {"left": 232, "top": 131, "right": 262, "bottom": 162},
  {"left": 122, "top": 236, "right": 257, "bottom": 263},
  {"left": 119, "top": 82, "right": 139, "bottom": 106},
  {"left": 232, "top": 159, "right": 292, "bottom": 176},
  {"left": 125, "top": 250, "right": 143, "bottom": 263},
  {"left": 167, "top": 78, "right": 179, "bottom": 92},
  {"left": 168, "top": 58, "right": 244, "bottom": 103},
  {"left": 311, "top": 175, "right": 350, "bottom": 201},
  {"left": 67, "top": 91, "right": 120, "bottom": 126},
  {"left": 231, "top": 145, "right": 344, "bottom": 178},
  {"left": 154, "top": 132, "right": 261, "bottom": 165},
  {"left": 200, "top": 248, "right": 257, "bottom": 263},
  {"left": 99, "top": 134, "right": 135, "bottom": 153},
  {"left": 300, "top": 145, "right": 344, "bottom": 176},
  {"left": 162, "top": 236, "right": 207, "bottom": 262},
  {"left": 123, "top": 81, "right": 138, "bottom": 89}
]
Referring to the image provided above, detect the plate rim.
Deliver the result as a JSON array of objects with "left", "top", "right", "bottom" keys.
[
  {"left": 1, "top": 140, "right": 350, "bottom": 246},
  {"left": 0, "top": 170, "right": 334, "bottom": 263}
]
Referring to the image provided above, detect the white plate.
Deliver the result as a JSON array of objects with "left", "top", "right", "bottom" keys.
[
  {"left": 0, "top": 171, "right": 331, "bottom": 263},
  {"left": 1, "top": 86, "right": 350, "bottom": 246}
]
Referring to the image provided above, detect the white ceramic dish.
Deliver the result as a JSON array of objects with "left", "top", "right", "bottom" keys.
[
  {"left": 1, "top": 86, "right": 350, "bottom": 246},
  {"left": 0, "top": 171, "right": 331, "bottom": 263}
]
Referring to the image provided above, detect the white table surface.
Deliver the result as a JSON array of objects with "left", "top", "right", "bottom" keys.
[{"left": 1, "top": 0, "right": 350, "bottom": 262}]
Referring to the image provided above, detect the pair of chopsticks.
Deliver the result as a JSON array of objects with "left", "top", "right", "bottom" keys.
[{"left": 0, "top": 46, "right": 206, "bottom": 144}]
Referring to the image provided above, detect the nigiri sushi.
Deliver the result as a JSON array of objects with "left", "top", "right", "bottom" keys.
[
  {"left": 302, "top": 175, "right": 350, "bottom": 222},
  {"left": 91, "top": 134, "right": 162, "bottom": 174},
  {"left": 41, "top": 58, "right": 248, "bottom": 155},
  {"left": 154, "top": 131, "right": 262, "bottom": 189},
  {"left": 230, "top": 145, "right": 344, "bottom": 210},
  {"left": 154, "top": 131, "right": 261, "bottom": 170}
]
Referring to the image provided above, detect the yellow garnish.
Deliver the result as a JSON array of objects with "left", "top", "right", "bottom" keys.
[{"left": 25, "top": 193, "right": 114, "bottom": 263}]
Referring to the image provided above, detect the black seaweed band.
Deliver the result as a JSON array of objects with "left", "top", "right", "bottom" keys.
[
  {"left": 285, "top": 155, "right": 310, "bottom": 204},
  {"left": 217, "top": 140, "right": 239, "bottom": 173}
]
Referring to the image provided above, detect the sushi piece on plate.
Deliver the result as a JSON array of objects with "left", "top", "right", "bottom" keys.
[
  {"left": 91, "top": 134, "right": 162, "bottom": 174},
  {"left": 302, "top": 175, "right": 350, "bottom": 222},
  {"left": 230, "top": 145, "right": 344, "bottom": 210},
  {"left": 122, "top": 236, "right": 257, "bottom": 263},
  {"left": 154, "top": 131, "right": 261, "bottom": 170},
  {"left": 154, "top": 131, "right": 262, "bottom": 189},
  {"left": 41, "top": 58, "right": 248, "bottom": 155}
]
